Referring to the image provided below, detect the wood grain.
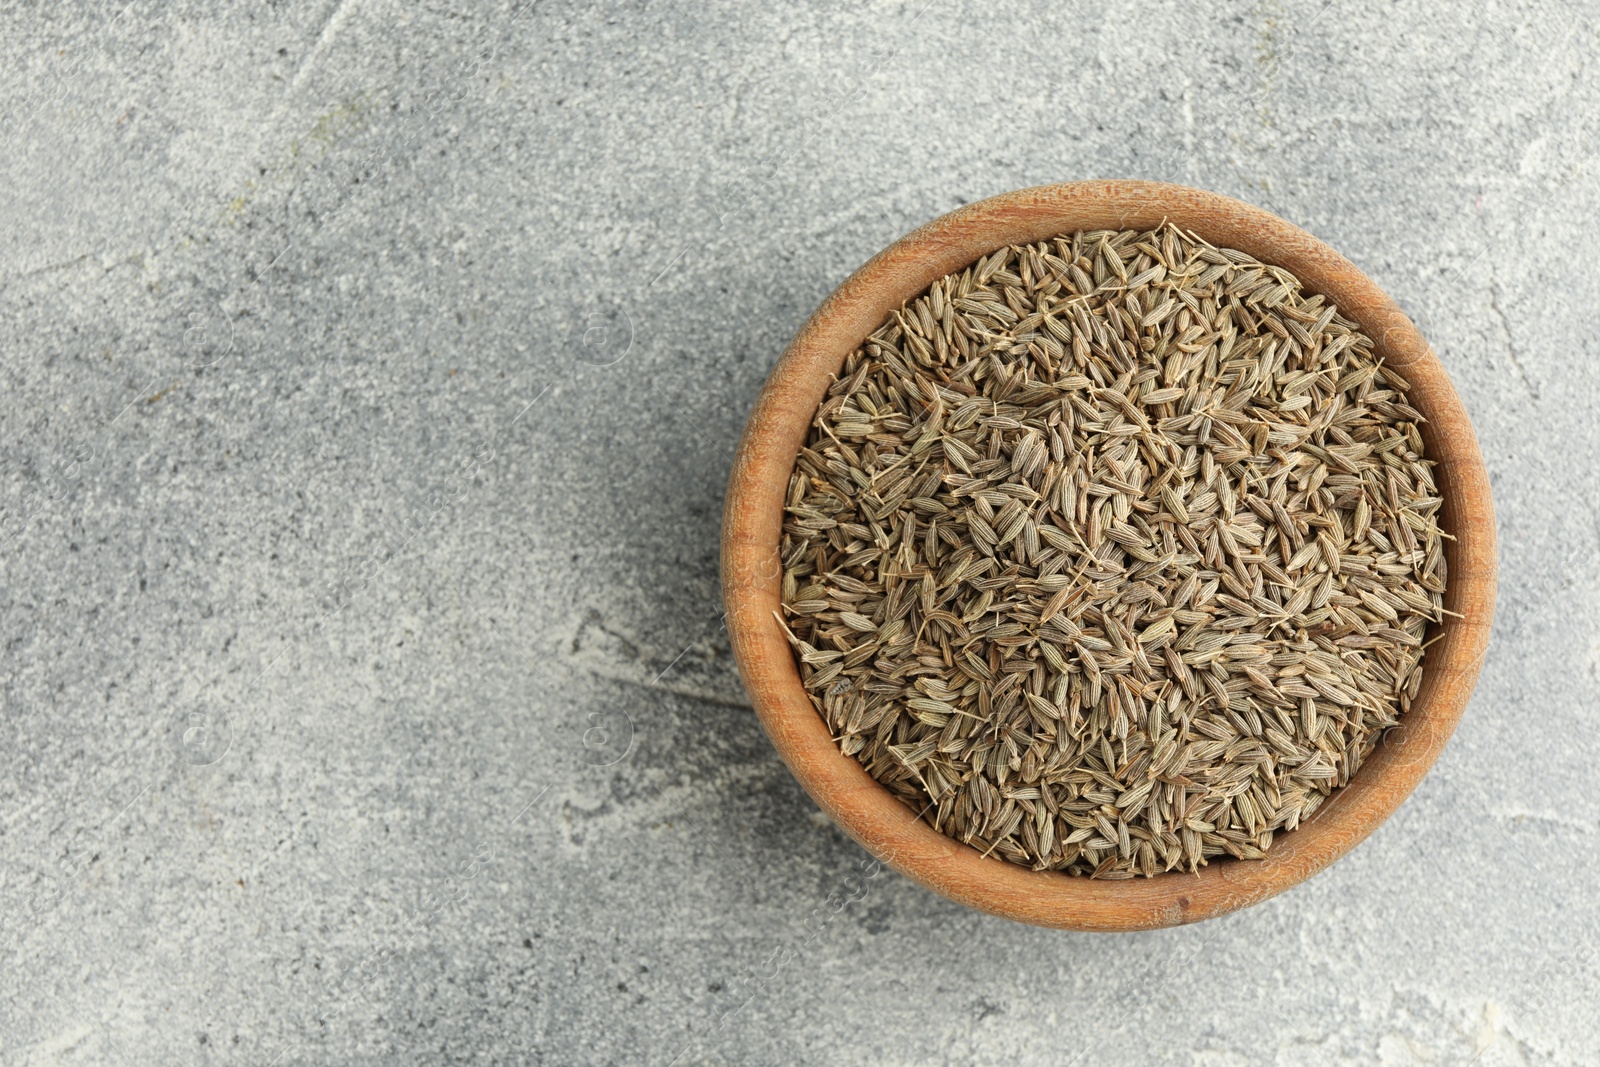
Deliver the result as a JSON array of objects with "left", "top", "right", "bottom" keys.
[{"left": 721, "top": 181, "right": 1496, "bottom": 930}]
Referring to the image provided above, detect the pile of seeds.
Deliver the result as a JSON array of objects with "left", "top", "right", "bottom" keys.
[{"left": 778, "top": 224, "right": 1449, "bottom": 878}]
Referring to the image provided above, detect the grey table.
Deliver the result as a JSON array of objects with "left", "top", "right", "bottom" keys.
[{"left": 2, "top": 2, "right": 1596, "bottom": 1063}]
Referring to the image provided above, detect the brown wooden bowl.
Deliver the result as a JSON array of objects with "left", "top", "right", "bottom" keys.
[{"left": 721, "top": 181, "right": 1496, "bottom": 930}]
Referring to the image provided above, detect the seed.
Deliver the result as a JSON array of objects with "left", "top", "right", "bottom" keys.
[{"left": 778, "top": 224, "right": 1448, "bottom": 878}]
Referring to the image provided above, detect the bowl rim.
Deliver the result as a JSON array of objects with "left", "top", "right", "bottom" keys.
[{"left": 721, "top": 180, "right": 1496, "bottom": 930}]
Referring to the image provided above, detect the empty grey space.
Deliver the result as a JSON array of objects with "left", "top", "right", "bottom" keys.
[{"left": 0, "top": 1, "right": 1595, "bottom": 1064}]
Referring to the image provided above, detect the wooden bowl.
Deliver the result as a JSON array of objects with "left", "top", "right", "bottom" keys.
[{"left": 721, "top": 181, "right": 1496, "bottom": 930}]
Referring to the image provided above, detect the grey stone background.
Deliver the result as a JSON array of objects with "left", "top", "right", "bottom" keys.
[{"left": 0, "top": 0, "right": 1595, "bottom": 1063}]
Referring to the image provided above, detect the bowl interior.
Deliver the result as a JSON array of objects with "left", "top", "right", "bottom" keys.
[{"left": 721, "top": 181, "right": 1496, "bottom": 930}]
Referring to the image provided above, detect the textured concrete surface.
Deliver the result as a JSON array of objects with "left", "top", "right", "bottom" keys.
[{"left": 1, "top": 1, "right": 1597, "bottom": 1063}]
